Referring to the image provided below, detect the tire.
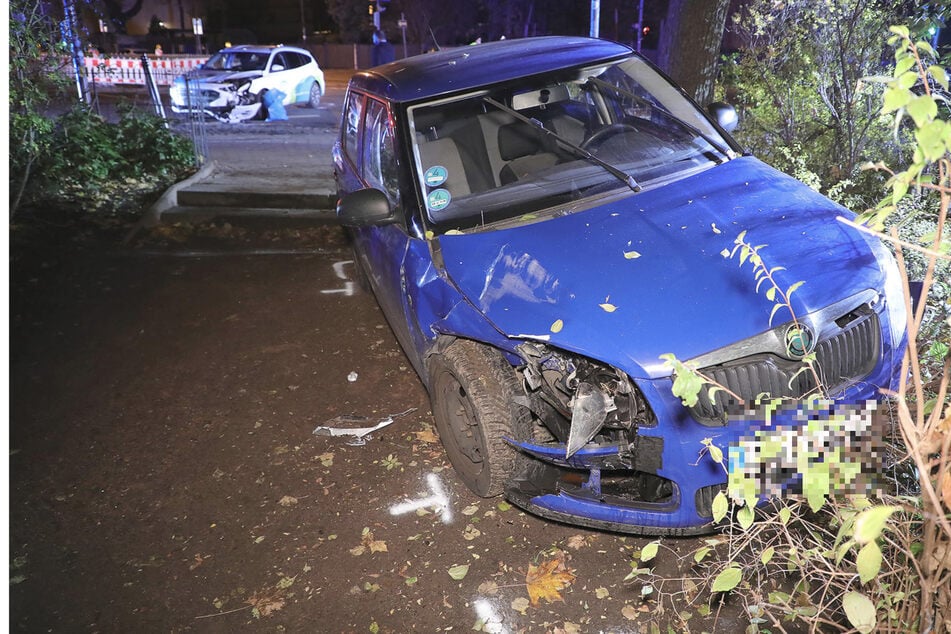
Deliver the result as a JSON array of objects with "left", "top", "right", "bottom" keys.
[
  {"left": 253, "top": 90, "right": 267, "bottom": 121},
  {"left": 308, "top": 81, "right": 322, "bottom": 108},
  {"left": 428, "top": 340, "right": 530, "bottom": 497}
]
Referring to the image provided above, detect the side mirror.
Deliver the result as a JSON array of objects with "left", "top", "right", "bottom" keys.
[
  {"left": 707, "top": 102, "right": 738, "bottom": 133},
  {"left": 337, "top": 188, "right": 396, "bottom": 227},
  {"left": 270, "top": 64, "right": 285, "bottom": 72}
]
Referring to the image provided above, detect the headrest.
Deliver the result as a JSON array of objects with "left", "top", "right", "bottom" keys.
[{"left": 498, "top": 123, "right": 546, "bottom": 161}]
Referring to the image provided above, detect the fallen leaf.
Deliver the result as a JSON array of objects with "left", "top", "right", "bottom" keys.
[
  {"left": 623, "top": 250, "right": 641, "bottom": 259},
  {"left": 462, "top": 504, "right": 480, "bottom": 516},
  {"left": 551, "top": 319, "right": 564, "bottom": 333},
  {"left": 565, "top": 535, "right": 589, "bottom": 550},
  {"left": 560, "top": 622, "right": 582, "bottom": 634},
  {"left": 595, "top": 587, "right": 610, "bottom": 599},
  {"left": 278, "top": 495, "right": 298, "bottom": 507},
  {"left": 246, "top": 592, "right": 285, "bottom": 618},
  {"left": 478, "top": 580, "right": 499, "bottom": 595},
  {"left": 317, "top": 452, "right": 334, "bottom": 467},
  {"left": 448, "top": 564, "right": 470, "bottom": 580},
  {"left": 369, "top": 539, "right": 388, "bottom": 554},
  {"left": 511, "top": 597, "right": 530, "bottom": 615},
  {"left": 276, "top": 576, "right": 295, "bottom": 590},
  {"left": 525, "top": 557, "right": 576, "bottom": 605},
  {"left": 621, "top": 604, "right": 639, "bottom": 620},
  {"left": 463, "top": 524, "right": 482, "bottom": 541},
  {"left": 349, "top": 545, "right": 366, "bottom": 556},
  {"left": 189, "top": 553, "right": 209, "bottom": 570},
  {"left": 414, "top": 429, "right": 439, "bottom": 444},
  {"left": 599, "top": 303, "right": 618, "bottom": 313}
]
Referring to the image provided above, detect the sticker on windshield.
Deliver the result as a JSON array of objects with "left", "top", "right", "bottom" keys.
[
  {"left": 424, "top": 165, "right": 449, "bottom": 187},
  {"left": 427, "top": 189, "right": 451, "bottom": 211}
]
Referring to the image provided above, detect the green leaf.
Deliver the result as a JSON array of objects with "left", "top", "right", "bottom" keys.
[
  {"left": 765, "top": 286, "right": 776, "bottom": 301},
  {"left": 916, "top": 40, "right": 936, "bottom": 58},
  {"left": 712, "top": 491, "right": 729, "bottom": 523},
  {"left": 854, "top": 506, "right": 899, "bottom": 544},
  {"left": 769, "top": 303, "right": 784, "bottom": 326},
  {"left": 856, "top": 541, "right": 882, "bottom": 584},
  {"left": 928, "top": 65, "right": 949, "bottom": 90},
  {"left": 897, "top": 70, "right": 919, "bottom": 90},
  {"left": 779, "top": 505, "right": 791, "bottom": 525},
  {"left": 708, "top": 443, "right": 724, "bottom": 464},
  {"left": 738, "top": 504, "right": 755, "bottom": 530},
  {"left": 843, "top": 591, "right": 877, "bottom": 634},
  {"left": 893, "top": 56, "right": 916, "bottom": 76},
  {"left": 448, "top": 564, "right": 470, "bottom": 580},
  {"left": 768, "top": 591, "right": 791, "bottom": 605},
  {"left": 640, "top": 541, "right": 659, "bottom": 562},
  {"left": 761, "top": 546, "right": 775, "bottom": 565},
  {"left": 694, "top": 546, "right": 712, "bottom": 563},
  {"left": 803, "top": 460, "right": 829, "bottom": 512},
  {"left": 907, "top": 94, "right": 938, "bottom": 128},
  {"left": 882, "top": 86, "right": 912, "bottom": 113},
  {"left": 889, "top": 25, "right": 909, "bottom": 38},
  {"left": 711, "top": 566, "right": 742, "bottom": 593},
  {"left": 786, "top": 280, "right": 804, "bottom": 298},
  {"left": 916, "top": 119, "right": 950, "bottom": 161}
]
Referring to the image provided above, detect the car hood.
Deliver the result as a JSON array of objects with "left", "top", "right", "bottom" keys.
[
  {"left": 184, "top": 69, "right": 263, "bottom": 84},
  {"left": 436, "top": 157, "right": 884, "bottom": 378}
]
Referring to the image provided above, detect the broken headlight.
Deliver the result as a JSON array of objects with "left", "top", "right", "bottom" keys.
[{"left": 516, "top": 343, "right": 655, "bottom": 457}]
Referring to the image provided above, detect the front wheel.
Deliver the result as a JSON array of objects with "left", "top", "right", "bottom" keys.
[
  {"left": 308, "top": 81, "right": 322, "bottom": 108},
  {"left": 428, "top": 340, "right": 530, "bottom": 497}
]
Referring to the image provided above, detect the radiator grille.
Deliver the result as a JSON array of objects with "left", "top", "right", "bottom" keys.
[{"left": 690, "top": 310, "right": 881, "bottom": 424}]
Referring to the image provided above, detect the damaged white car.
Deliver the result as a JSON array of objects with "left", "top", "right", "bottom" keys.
[{"left": 169, "top": 44, "right": 325, "bottom": 120}]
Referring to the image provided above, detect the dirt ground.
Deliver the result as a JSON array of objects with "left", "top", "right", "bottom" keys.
[{"left": 9, "top": 77, "right": 751, "bottom": 632}]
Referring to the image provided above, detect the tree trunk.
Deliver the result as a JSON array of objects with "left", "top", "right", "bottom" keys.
[{"left": 657, "top": 0, "right": 730, "bottom": 106}]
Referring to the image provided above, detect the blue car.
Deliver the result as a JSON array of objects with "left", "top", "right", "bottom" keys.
[{"left": 333, "top": 37, "right": 906, "bottom": 534}]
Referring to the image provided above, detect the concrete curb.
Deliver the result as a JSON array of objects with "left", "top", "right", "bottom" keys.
[{"left": 122, "top": 159, "right": 218, "bottom": 245}]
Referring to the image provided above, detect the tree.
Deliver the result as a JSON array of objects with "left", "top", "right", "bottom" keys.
[
  {"left": 9, "top": 0, "right": 69, "bottom": 215},
  {"left": 656, "top": 0, "right": 730, "bottom": 106}
]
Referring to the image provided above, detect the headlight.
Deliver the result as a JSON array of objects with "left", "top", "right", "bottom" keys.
[{"left": 878, "top": 246, "right": 908, "bottom": 352}]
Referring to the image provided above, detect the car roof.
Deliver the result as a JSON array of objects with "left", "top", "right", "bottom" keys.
[
  {"left": 348, "top": 36, "right": 633, "bottom": 103},
  {"left": 219, "top": 44, "right": 311, "bottom": 56}
]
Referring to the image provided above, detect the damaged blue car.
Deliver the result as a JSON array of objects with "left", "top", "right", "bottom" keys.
[{"left": 333, "top": 36, "right": 906, "bottom": 535}]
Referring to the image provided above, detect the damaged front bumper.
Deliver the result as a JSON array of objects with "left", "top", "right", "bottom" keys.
[{"left": 503, "top": 334, "right": 897, "bottom": 535}]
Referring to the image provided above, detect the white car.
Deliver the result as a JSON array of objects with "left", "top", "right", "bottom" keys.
[{"left": 169, "top": 44, "right": 325, "bottom": 116}]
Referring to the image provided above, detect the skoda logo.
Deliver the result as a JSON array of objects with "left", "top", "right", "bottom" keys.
[{"left": 784, "top": 324, "right": 816, "bottom": 360}]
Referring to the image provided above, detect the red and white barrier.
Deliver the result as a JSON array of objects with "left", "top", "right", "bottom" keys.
[{"left": 85, "top": 55, "right": 209, "bottom": 86}]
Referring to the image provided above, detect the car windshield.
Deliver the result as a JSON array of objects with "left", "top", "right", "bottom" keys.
[
  {"left": 409, "top": 55, "right": 735, "bottom": 233},
  {"left": 203, "top": 51, "right": 269, "bottom": 72}
]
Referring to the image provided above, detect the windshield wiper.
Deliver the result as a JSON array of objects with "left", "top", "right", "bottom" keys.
[
  {"left": 586, "top": 77, "right": 733, "bottom": 161},
  {"left": 483, "top": 97, "right": 641, "bottom": 193}
]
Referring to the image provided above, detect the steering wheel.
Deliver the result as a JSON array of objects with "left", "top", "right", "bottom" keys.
[{"left": 580, "top": 123, "right": 640, "bottom": 151}]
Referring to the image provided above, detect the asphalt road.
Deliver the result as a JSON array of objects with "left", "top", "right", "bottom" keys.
[{"left": 10, "top": 71, "right": 746, "bottom": 633}]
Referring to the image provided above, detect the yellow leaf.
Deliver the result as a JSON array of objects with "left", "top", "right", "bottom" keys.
[
  {"left": 623, "top": 250, "right": 641, "bottom": 259},
  {"left": 369, "top": 539, "right": 388, "bottom": 553},
  {"left": 551, "top": 319, "right": 564, "bottom": 333},
  {"left": 526, "top": 557, "right": 576, "bottom": 606},
  {"left": 413, "top": 429, "right": 439, "bottom": 444},
  {"left": 599, "top": 303, "right": 618, "bottom": 313}
]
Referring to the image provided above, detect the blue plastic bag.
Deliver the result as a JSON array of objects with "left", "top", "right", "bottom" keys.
[{"left": 263, "top": 90, "right": 288, "bottom": 121}]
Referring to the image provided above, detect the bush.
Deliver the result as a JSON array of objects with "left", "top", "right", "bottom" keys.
[{"left": 27, "top": 104, "right": 195, "bottom": 216}]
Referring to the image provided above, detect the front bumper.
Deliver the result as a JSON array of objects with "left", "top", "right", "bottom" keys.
[{"left": 504, "top": 332, "right": 902, "bottom": 535}]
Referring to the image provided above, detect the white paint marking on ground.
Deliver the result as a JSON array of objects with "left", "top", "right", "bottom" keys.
[
  {"left": 389, "top": 472, "right": 453, "bottom": 523},
  {"left": 320, "top": 259, "right": 356, "bottom": 296}
]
